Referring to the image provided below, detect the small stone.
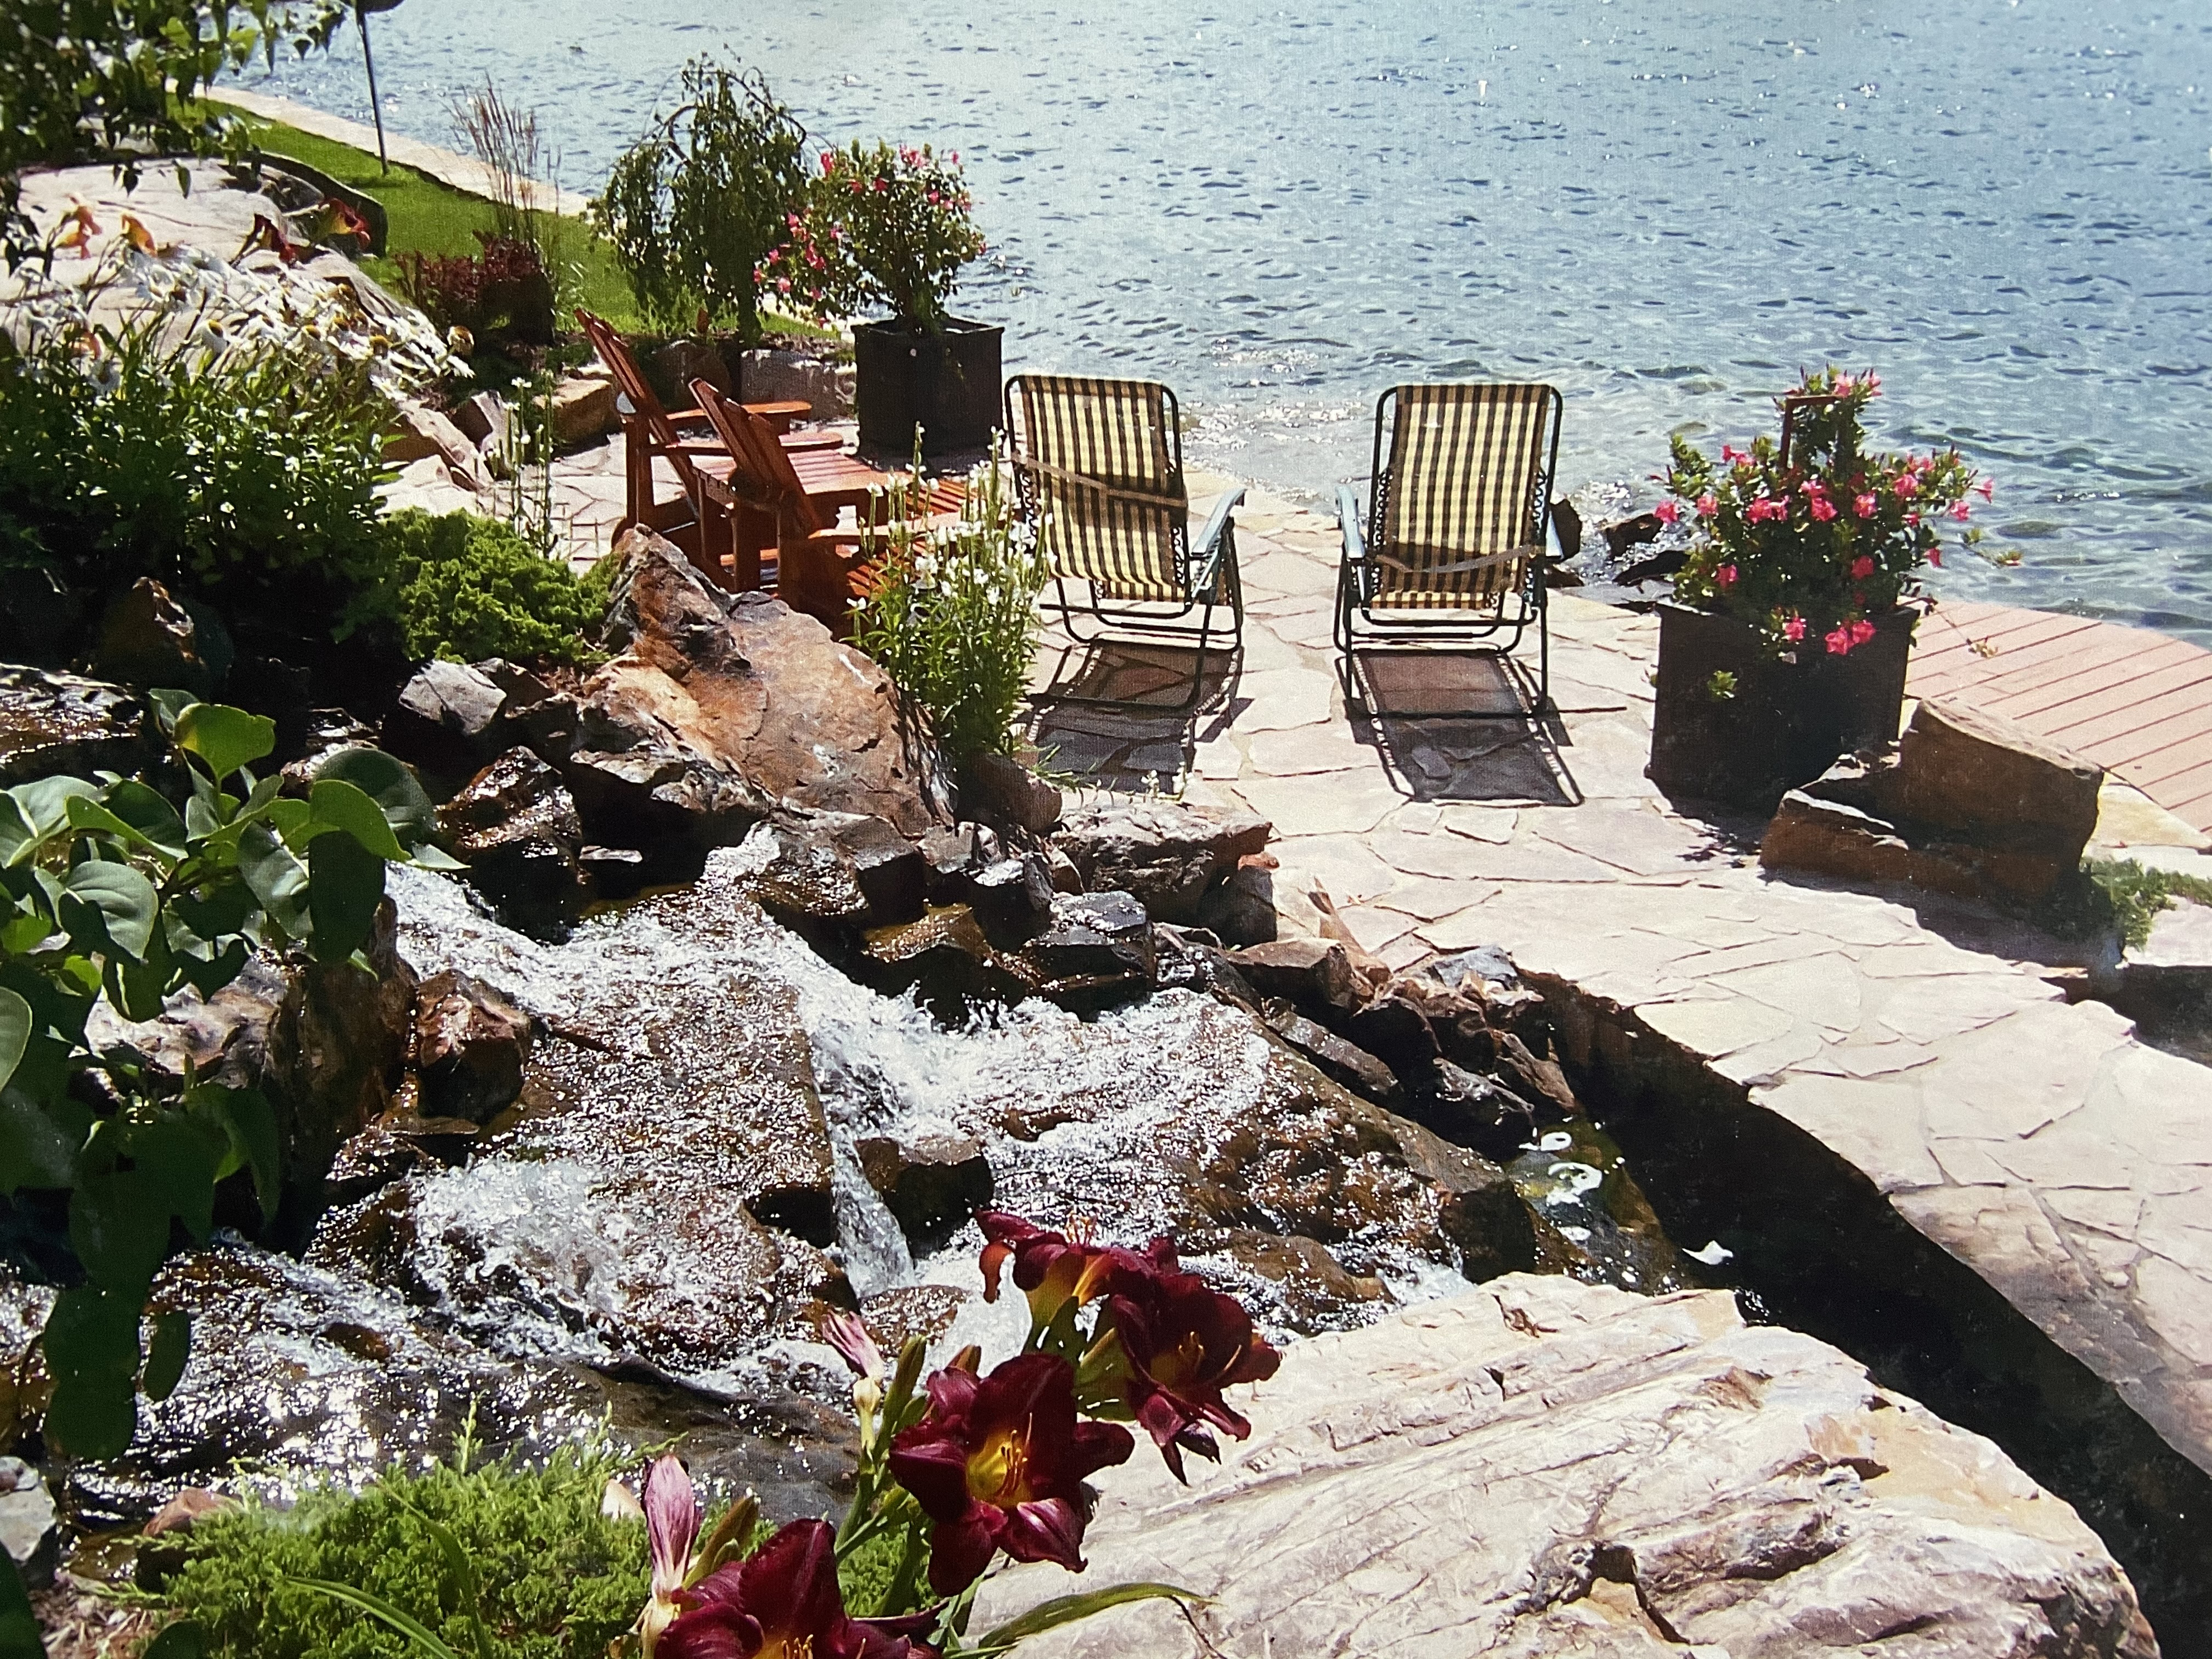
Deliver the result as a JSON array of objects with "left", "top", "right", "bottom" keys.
[
  {"left": 1261, "top": 1001, "right": 1402, "bottom": 1106},
  {"left": 94, "top": 577, "right": 215, "bottom": 695},
  {"left": 413, "top": 970, "right": 533, "bottom": 1125},
  {"left": 856, "top": 1130, "right": 994, "bottom": 1242},
  {"left": 918, "top": 823, "right": 1003, "bottom": 903},
  {"left": 961, "top": 751, "right": 1064, "bottom": 834},
  {"left": 551, "top": 373, "right": 619, "bottom": 449},
  {"left": 1055, "top": 800, "right": 1272, "bottom": 924},
  {"left": 0, "top": 1458, "right": 57, "bottom": 1588},
  {"left": 383, "top": 659, "right": 511, "bottom": 781},
  {"left": 439, "top": 749, "right": 589, "bottom": 935},
  {"left": 1011, "top": 891, "right": 1159, "bottom": 1012},
  {"left": 1230, "top": 938, "right": 1361, "bottom": 1024},
  {"left": 969, "top": 855, "right": 1056, "bottom": 943},
  {"left": 1196, "top": 862, "right": 1279, "bottom": 947}
]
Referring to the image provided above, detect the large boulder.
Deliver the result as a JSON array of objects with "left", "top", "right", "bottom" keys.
[
  {"left": 84, "top": 902, "right": 416, "bottom": 1245},
  {"left": 93, "top": 578, "right": 221, "bottom": 696},
  {"left": 0, "top": 668, "right": 144, "bottom": 787},
  {"left": 412, "top": 969, "right": 532, "bottom": 1125},
  {"left": 1053, "top": 800, "right": 1271, "bottom": 924},
  {"left": 1762, "top": 699, "right": 2104, "bottom": 909},
  {"left": 981, "top": 1276, "right": 2158, "bottom": 1658},
  {"left": 560, "top": 531, "right": 949, "bottom": 853}
]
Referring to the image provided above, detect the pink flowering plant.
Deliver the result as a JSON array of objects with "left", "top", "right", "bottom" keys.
[
  {"left": 1660, "top": 368, "right": 2001, "bottom": 658},
  {"left": 762, "top": 140, "right": 986, "bottom": 331}
]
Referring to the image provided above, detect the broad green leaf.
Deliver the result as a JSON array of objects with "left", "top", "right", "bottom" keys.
[
  {"left": 288, "top": 1580, "right": 468, "bottom": 1659},
  {"left": 313, "top": 747, "right": 439, "bottom": 848},
  {"left": 42, "top": 1371, "right": 137, "bottom": 1462},
  {"left": 0, "top": 1553, "right": 40, "bottom": 1659},
  {"left": 237, "top": 822, "right": 309, "bottom": 940},
  {"left": 168, "top": 879, "right": 258, "bottom": 947},
  {"left": 140, "top": 1623, "right": 205, "bottom": 1659},
  {"left": 968, "top": 1584, "right": 1210, "bottom": 1655},
  {"left": 309, "top": 778, "right": 410, "bottom": 862},
  {"left": 105, "top": 924, "right": 174, "bottom": 1023},
  {"left": 69, "top": 1169, "right": 171, "bottom": 1297},
  {"left": 90, "top": 781, "right": 188, "bottom": 860},
  {"left": 213, "top": 1088, "right": 281, "bottom": 1219},
  {"left": 0, "top": 990, "right": 25, "bottom": 1096},
  {"left": 132, "top": 1115, "right": 225, "bottom": 1241},
  {"left": 171, "top": 938, "right": 250, "bottom": 1000},
  {"left": 42, "top": 1287, "right": 140, "bottom": 1383},
  {"left": 59, "top": 861, "right": 160, "bottom": 962},
  {"left": 174, "top": 704, "right": 275, "bottom": 783},
  {"left": 0, "top": 798, "right": 31, "bottom": 869},
  {"left": 146, "top": 689, "right": 196, "bottom": 738},
  {"left": 6, "top": 777, "right": 97, "bottom": 860},
  {"left": 143, "top": 1311, "right": 191, "bottom": 1403},
  {"left": 308, "top": 830, "right": 385, "bottom": 962},
  {"left": 0, "top": 1082, "right": 92, "bottom": 1192}
]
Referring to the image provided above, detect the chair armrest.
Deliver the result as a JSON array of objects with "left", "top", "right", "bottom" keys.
[
  {"left": 778, "top": 432, "right": 845, "bottom": 453},
  {"left": 1191, "top": 486, "right": 1245, "bottom": 589},
  {"left": 1338, "top": 486, "right": 1367, "bottom": 568}
]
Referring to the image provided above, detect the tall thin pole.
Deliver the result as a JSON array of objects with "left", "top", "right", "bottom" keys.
[{"left": 355, "top": 2, "right": 389, "bottom": 173}]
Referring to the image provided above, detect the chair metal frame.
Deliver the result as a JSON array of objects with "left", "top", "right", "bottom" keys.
[
  {"left": 1005, "top": 374, "right": 1245, "bottom": 712},
  {"left": 1334, "top": 382, "right": 1564, "bottom": 716}
]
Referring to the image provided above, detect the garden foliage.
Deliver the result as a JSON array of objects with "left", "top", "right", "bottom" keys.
[
  {"left": 1661, "top": 368, "right": 1997, "bottom": 657},
  {"left": 397, "top": 233, "right": 556, "bottom": 346},
  {"left": 362, "top": 510, "right": 605, "bottom": 668},
  {"left": 595, "top": 59, "right": 809, "bottom": 343},
  {"left": 765, "top": 142, "right": 985, "bottom": 331},
  {"left": 0, "top": 697, "right": 445, "bottom": 1462},
  {"left": 850, "top": 452, "right": 1046, "bottom": 760},
  {"left": 0, "top": 249, "right": 452, "bottom": 619},
  {"left": 161, "top": 1436, "right": 653, "bottom": 1659}
]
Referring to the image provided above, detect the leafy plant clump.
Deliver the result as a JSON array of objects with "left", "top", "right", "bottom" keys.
[
  {"left": 765, "top": 142, "right": 985, "bottom": 332},
  {"left": 2086, "top": 857, "right": 2212, "bottom": 950},
  {"left": 160, "top": 1438, "right": 652, "bottom": 1659},
  {"left": 397, "top": 232, "right": 556, "bottom": 346},
  {"left": 595, "top": 58, "right": 809, "bottom": 343},
  {"left": 0, "top": 698, "right": 447, "bottom": 1463},
  {"left": 850, "top": 451, "right": 1046, "bottom": 760},
  {"left": 363, "top": 510, "right": 604, "bottom": 668},
  {"left": 0, "top": 247, "right": 454, "bottom": 624},
  {"left": 1661, "top": 368, "right": 2010, "bottom": 658}
]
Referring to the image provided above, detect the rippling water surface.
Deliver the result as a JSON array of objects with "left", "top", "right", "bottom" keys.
[{"left": 256, "top": 3, "right": 2212, "bottom": 634}]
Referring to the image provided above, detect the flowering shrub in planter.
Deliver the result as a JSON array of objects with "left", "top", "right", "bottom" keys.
[
  {"left": 763, "top": 143, "right": 985, "bottom": 332},
  {"left": 1659, "top": 368, "right": 1996, "bottom": 657},
  {"left": 629, "top": 1213, "right": 1273, "bottom": 1657}
]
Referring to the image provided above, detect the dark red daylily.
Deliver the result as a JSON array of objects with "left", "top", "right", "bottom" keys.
[
  {"left": 659, "top": 1520, "right": 935, "bottom": 1659},
  {"left": 1104, "top": 1254, "right": 1282, "bottom": 1483},
  {"left": 887, "top": 1352, "right": 1135, "bottom": 1595},
  {"left": 977, "top": 1212, "right": 1165, "bottom": 1328}
]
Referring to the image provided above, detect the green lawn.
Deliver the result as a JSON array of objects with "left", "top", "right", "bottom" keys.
[{"left": 233, "top": 111, "right": 650, "bottom": 331}]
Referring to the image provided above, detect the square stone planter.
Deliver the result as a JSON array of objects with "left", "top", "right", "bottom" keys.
[{"left": 1646, "top": 600, "right": 1918, "bottom": 812}]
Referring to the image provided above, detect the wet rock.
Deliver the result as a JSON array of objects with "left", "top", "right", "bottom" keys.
[
  {"left": 1216, "top": 1232, "right": 1386, "bottom": 1331},
  {"left": 1259, "top": 1001, "right": 1401, "bottom": 1107},
  {"left": 1763, "top": 699, "right": 2104, "bottom": 909},
  {"left": 438, "top": 748, "right": 589, "bottom": 934},
  {"left": 744, "top": 811, "right": 927, "bottom": 932},
  {"left": 281, "top": 709, "right": 379, "bottom": 794},
  {"left": 1009, "top": 891, "right": 1158, "bottom": 1013},
  {"left": 325, "top": 861, "right": 848, "bottom": 1375},
  {"left": 1053, "top": 800, "right": 1271, "bottom": 925},
  {"left": 960, "top": 751, "right": 1063, "bottom": 835},
  {"left": 413, "top": 969, "right": 533, "bottom": 1125},
  {"left": 383, "top": 659, "right": 511, "bottom": 782},
  {"left": 1044, "top": 843, "right": 1084, "bottom": 894},
  {"left": 1229, "top": 938, "right": 1360, "bottom": 1024},
  {"left": 94, "top": 578, "right": 218, "bottom": 696},
  {"left": 967, "top": 855, "right": 1055, "bottom": 942},
  {"left": 856, "top": 1285, "right": 968, "bottom": 1356},
  {"left": 1345, "top": 989, "right": 1440, "bottom": 1082},
  {"left": 918, "top": 822, "right": 1002, "bottom": 902},
  {"left": 567, "top": 531, "right": 947, "bottom": 854},
  {"left": 0, "top": 1458, "right": 57, "bottom": 1588},
  {"left": 1194, "top": 861, "right": 1278, "bottom": 946},
  {"left": 0, "top": 668, "right": 144, "bottom": 787},
  {"left": 133, "top": 1486, "right": 232, "bottom": 1590},
  {"left": 980, "top": 1277, "right": 2159, "bottom": 1659},
  {"left": 859, "top": 905, "right": 1029, "bottom": 1016},
  {"left": 856, "top": 1130, "right": 994, "bottom": 1244},
  {"left": 84, "top": 905, "right": 415, "bottom": 1246}
]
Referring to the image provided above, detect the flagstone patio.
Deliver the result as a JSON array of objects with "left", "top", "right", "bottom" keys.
[{"left": 1019, "top": 476, "right": 2212, "bottom": 1515}]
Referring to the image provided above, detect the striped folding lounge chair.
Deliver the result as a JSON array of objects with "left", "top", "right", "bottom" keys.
[
  {"left": 1335, "top": 382, "right": 1564, "bottom": 715},
  {"left": 1005, "top": 374, "right": 1244, "bottom": 710}
]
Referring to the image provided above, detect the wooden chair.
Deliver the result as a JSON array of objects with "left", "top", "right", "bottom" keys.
[
  {"left": 690, "top": 380, "right": 966, "bottom": 632},
  {"left": 573, "top": 308, "right": 839, "bottom": 566},
  {"left": 1003, "top": 374, "right": 1243, "bottom": 710},
  {"left": 1335, "top": 382, "right": 1563, "bottom": 715}
]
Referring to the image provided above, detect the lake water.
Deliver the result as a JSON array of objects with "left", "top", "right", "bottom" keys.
[{"left": 252, "top": 2, "right": 2212, "bottom": 636}]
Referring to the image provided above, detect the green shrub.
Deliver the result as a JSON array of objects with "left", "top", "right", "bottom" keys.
[
  {"left": 0, "top": 249, "right": 452, "bottom": 628},
  {"left": 849, "top": 450, "right": 1045, "bottom": 760},
  {"left": 161, "top": 1442, "right": 651, "bottom": 1659},
  {"left": 369, "top": 510, "right": 604, "bottom": 667},
  {"left": 2086, "top": 857, "right": 2212, "bottom": 950}
]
